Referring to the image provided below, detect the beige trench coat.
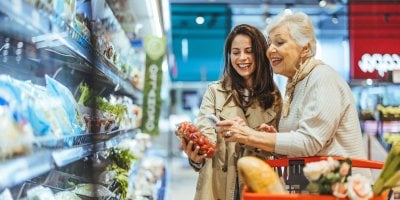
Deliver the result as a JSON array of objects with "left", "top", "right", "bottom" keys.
[{"left": 193, "top": 81, "right": 282, "bottom": 200}]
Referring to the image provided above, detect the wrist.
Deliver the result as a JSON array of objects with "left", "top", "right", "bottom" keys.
[{"left": 189, "top": 158, "right": 205, "bottom": 171}]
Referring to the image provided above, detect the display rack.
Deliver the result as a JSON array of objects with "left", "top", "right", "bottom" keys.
[
  {"left": 128, "top": 150, "right": 168, "bottom": 200},
  {"left": 0, "top": 151, "right": 54, "bottom": 190},
  {"left": 0, "top": 0, "right": 142, "bottom": 102},
  {"left": 0, "top": 0, "right": 167, "bottom": 198},
  {"left": 0, "top": 128, "right": 139, "bottom": 190}
]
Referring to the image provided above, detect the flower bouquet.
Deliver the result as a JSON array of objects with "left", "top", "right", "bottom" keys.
[{"left": 303, "top": 157, "right": 373, "bottom": 200}]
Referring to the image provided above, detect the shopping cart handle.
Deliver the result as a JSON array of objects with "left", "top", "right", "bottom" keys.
[{"left": 265, "top": 156, "right": 384, "bottom": 169}]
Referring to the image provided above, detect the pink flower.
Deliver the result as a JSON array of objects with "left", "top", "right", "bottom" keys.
[
  {"left": 327, "top": 157, "right": 340, "bottom": 171},
  {"left": 347, "top": 174, "right": 373, "bottom": 200},
  {"left": 303, "top": 160, "right": 330, "bottom": 181},
  {"left": 339, "top": 162, "right": 351, "bottom": 177},
  {"left": 332, "top": 182, "right": 348, "bottom": 198}
]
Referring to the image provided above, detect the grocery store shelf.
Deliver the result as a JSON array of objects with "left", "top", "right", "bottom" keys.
[
  {"left": 0, "top": 128, "right": 139, "bottom": 190},
  {"left": 52, "top": 143, "right": 97, "bottom": 167},
  {"left": 32, "top": 30, "right": 143, "bottom": 101},
  {"left": 156, "top": 163, "right": 168, "bottom": 200},
  {"left": 0, "top": 0, "right": 142, "bottom": 101},
  {"left": 0, "top": 0, "right": 51, "bottom": 35},
  {"left": 52, "top": 128, "right": 139, "bottom": 167},
  {"left": 104, "top": 128, "right": 139, "bottom": 149},
  {"left": 0, "top": 151, "right": 54, "bottom": 190}
]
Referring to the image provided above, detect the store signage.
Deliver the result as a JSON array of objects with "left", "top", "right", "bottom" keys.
[
  {"left": 141, "top": 35, "right": 166, "bottom": 135},
  {"left": 358, "top": 53, "right": 400, "bottom": 77},
  {"left": 349, "top": 3, "right": 400, "bottom": 81}
]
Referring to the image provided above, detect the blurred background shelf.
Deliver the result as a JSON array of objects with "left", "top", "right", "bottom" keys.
[{"left": 0, "top": 151, "right": 54, "bottom": 189}]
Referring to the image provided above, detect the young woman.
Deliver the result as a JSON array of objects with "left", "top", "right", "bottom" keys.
[{"left": 182, "top": 24, "right": 282, "bottom": 200}]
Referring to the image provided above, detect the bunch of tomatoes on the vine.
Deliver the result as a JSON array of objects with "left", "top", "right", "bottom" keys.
[{"left": 175, "top": 122, "right": 216, "bottom": 158}]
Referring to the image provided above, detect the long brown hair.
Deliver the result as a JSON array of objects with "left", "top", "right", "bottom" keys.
[{"left": 222, "top": 24, "right": 276, "bottom": 110}]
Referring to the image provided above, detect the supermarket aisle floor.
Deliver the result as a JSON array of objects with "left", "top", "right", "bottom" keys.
[{"left": 166, "top": 155, "right": 198, "bottom": 200}]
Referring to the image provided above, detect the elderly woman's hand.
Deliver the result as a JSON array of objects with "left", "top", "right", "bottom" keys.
[
  {"left": 257, "top": 123, "right": 277, "bottom": 133},
  {"left": 181, "top": 139, "right": 207, "bottom": 164},
  {"left": 217, "top": 118, "right": 277, "bottom": 152},
  {"left": 217, "top": 117, "right": 255, "bottom": 144},
  {"left": 216, "top": 117, "right": 245, "bottom": 136}
]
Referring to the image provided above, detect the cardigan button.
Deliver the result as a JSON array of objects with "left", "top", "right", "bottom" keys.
[{"left": 222, "top": 166, "right": 227, "bottom": 172}]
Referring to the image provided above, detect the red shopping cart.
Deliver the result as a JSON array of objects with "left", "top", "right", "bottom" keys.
[{"left": 242, "top": 156, "right": 388, "bottom": 200}]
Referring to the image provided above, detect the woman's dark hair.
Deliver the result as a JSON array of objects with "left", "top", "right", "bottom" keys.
[{"left": 222, "top": 24, "right": 276, "bottom": 110}]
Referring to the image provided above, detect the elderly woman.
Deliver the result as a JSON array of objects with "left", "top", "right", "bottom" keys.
[{"left": 217, "top": 11, "right": 371, "bottom": 179}]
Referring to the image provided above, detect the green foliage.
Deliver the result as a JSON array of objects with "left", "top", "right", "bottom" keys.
[
  {"left": 108, "top": 148, "right": 135, "bottom": 170},
  {"left": 107, "top": 164, "right": 129, "bottom": 200},
  {"left": 96, "top": 97, "right": 126, "bottom": 125},
  {"left": 77, "top": 83, "right": 127, "bottom": 125}
]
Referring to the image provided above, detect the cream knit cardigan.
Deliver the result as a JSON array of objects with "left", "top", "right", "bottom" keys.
[{"left": 275, "top": 64, "right": 371, "bottom": 178}]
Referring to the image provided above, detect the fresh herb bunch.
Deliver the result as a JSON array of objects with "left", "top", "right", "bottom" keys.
[
  {"left": 78, "top": 83, "right": 127, "bottom": 125},
  {"left": 108, "top": 147, "right": 136, "bottom": 170},
  {"left": 77, "top": 83, "right": 93, "bottom": 106},
  {"left": 96, "top": 97, "right": 127, "bottom": 125},
  {"left": 107, "top": 163, "right": 129, "bottom": 200}
]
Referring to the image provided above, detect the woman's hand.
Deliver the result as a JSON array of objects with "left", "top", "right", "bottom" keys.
[
  {"left": 217, "top": 117, "right": 254, "bottom": 144},
  {"left": 257, "top": 123, "right": 277, "bottom": 133},
  {"left": 181, "top": 139, "right": 207, "bottom": 164},
  {"left": 217, "top": 118, "right": 277, "bottom": 152}
]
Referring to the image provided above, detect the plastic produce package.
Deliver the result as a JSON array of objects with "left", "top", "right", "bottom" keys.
[{"left": 45, "top": 75, "right": 84, "bottom": 135}]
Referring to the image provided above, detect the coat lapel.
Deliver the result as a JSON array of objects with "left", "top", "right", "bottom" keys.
[{"left": 246, "top": 106, "right": 277, "bottom": 129}]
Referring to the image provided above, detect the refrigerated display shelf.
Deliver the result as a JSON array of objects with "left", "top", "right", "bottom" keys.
[
  {"left": 0, "top": 0, "right": 142, "bottom": 101},
  {"left": 0, "top": 128, "right": 139, "bottom": 190},
  {"left": 34, "top": 128, "right": 138, "bottom": 149},
  {"left": 156, "top": 166, "right": 168, "bottom": 200},
  {"left": 32, "top": 27, "right": 143, "bottom": 101},
  {"left": 0, "top": 0, "right": 51, "bottom": 35},
  {"left": 0, "top": 151, "right": 54, "bottom": 190},
  {"left": 52, "top": 128, "right": 139, "bottom": 167},
  {"left": 127, "top": 150, "right": 168, "bottom": 200}
]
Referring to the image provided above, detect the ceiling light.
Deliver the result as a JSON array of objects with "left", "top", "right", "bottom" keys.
[
  {"left": 366, "top": 79, "right": 373, "bottom": 86},
  {"left": 331, "top": 14, "right": 338, "bottom": 24},
  {"left": 265, "top": 17, "right": 272, "bottom": 24},
  {"left": 181, "top": 38, "right": 188, "bottom": 61},
  {"left": 319, "top": 0, "right": 327, "bottom": 7},
  {"left": 284, "top": 3, "right": 293, "bottom": 15},
  {"left": 284, "top": 9, "right": 292, "bottom": 15},
  {"left": 195, "top": 16, "right": 205, "bottom": 25}
]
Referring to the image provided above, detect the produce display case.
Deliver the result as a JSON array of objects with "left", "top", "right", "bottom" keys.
[
  {"left": 242, "top": 157, "right": 387, "bottom": 200},
  {"left": 0, "top": 0, "right": 167, "bottom": 199}
]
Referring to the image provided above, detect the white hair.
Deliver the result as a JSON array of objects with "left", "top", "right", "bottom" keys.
[{"left": 266, "top": 11, "right": 316, "bottom": 57}]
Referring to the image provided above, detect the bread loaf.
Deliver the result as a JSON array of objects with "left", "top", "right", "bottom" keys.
[{"left": 238, "top": 156, "right": 286, "bottom": 194}]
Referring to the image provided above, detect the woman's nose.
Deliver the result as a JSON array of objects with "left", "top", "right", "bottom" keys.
[
  {"left": 239, "top": 52, "right": 247, "bottom": 60},
  {"left": 268, "top": 46, "right": 277, "bottom": 53}
]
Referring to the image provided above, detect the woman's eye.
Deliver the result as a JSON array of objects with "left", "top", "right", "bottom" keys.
[{"left": 276, "top": 40, "right": 285, "bottom": 45}]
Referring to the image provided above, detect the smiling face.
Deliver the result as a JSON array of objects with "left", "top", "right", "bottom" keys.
[
  {"left": 267, "top": 25, "right": 305, "bottom": 78},
  {"left": 230, "top": 34, "right": 255, "bottom": 87}
]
